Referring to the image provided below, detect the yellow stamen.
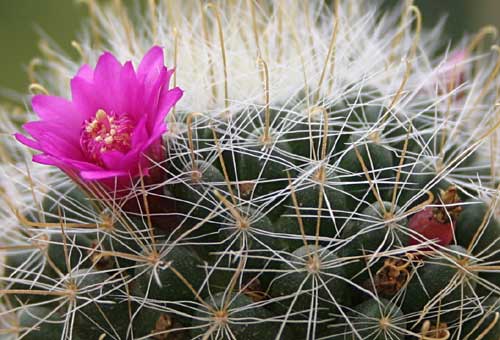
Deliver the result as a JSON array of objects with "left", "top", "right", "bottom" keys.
[{"left": 95, "top": 109, "right": 107, "bottom": 121}]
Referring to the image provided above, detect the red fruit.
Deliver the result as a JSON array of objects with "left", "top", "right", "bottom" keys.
[
  {"left": 408, "top": 186, "right": 463, "bottom": 248},
  {"left": 408, "top": 207, "right": 454, "bottom": 247}
]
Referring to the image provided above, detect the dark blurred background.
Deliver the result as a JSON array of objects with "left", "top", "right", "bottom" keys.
[{"left": 0, "top": 0, "right": 498, "bottom": 96}]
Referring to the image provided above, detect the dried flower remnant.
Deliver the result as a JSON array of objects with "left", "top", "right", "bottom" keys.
[{"left": 367, "top": 257, "right": 412, "bottom": 297}]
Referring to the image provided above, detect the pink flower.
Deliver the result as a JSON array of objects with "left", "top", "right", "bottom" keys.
[
  {"left": 439, "top": 49, "right": 468, "bottom": 93},
  {"left": 16, "top": 46, "right": 183, "bottom": 191}
]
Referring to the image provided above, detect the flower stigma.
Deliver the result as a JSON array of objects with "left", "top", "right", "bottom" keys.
[{"left": 80, "top": 109, "right": 134, "bottom": 165}]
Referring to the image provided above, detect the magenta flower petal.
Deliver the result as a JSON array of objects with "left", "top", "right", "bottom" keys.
[
  {"left": 32, "top": 155, "right": 103, "bottom": 176},
  {"left": 71, "top": 77, "right": 105, "bottom": 120},
  {"left": 61, "top": 158, "right": 103, "bottom": 171},
  {"left": 15, "top": 133, "right": 41, "bottom": 151},
  {"left": 145, "top": 125, "right": 167, "bottom": 149},
  {"left": 32, "top": 154, "right": 65, "bottom": 167},
  {"left": 143, "top": 67, "right": 170, "bottom": 117},
  {"left": 93, "top": 52, "right": 124, "bottom": 110},
  {"left": 80, "top": 169, "right": 130, "bottom": 180},
  {"left": 101, "top": 148, "right": 150, "bottom": 177},
  {"left": 115, "top": 61, "right": 138, "bottom": 116},
  {"left": 138, "top": 46, "right": 164, "bottom": 82},
  {"left": 130, "top": 116, "right": 149, "bottom": 147},
  {"left": 37, "top": 137, "right": 82, "bottom": 160},
  {"left": 94, "top": 53, "right": 122, "bottom": 84},
  {"left": 75, "top": 64, "right": 94, "bottom": 81},
  {"left": 155, "top": 87, "right": 184, "bottom": 126},
  {"left": 101, "top": 150, "right": 127, "bottom": 170},
  {"left": 32, "top": 95, "right": 81, "bottom": 128},
  {"left": 23, "top": 121, "right": 80, "bottom": 149},
  {"left": 16, "top": 47, "right": 183, "bottom": 193}
]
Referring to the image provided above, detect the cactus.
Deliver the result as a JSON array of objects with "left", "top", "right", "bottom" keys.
[{"left": 1, "top": 1, "right": 500, "bottom": 339}]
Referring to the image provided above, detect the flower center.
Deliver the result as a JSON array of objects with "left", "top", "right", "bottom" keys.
[{"left": 80, "top": 109, "right": 133, "bottom": 165}]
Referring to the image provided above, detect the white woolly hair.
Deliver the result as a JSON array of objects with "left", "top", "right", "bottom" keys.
[{"left": 9, "top": 0, "right": 500, "bottom": 213}]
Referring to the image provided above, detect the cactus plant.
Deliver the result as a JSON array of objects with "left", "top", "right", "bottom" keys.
[{"left": 1, "top": 1, "right": 500, "bottom": 339}]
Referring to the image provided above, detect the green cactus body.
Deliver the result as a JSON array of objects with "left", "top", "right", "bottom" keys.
[
  {"left": 44, "top": 232, "right": 93, "bottom": 275},
  {"left": 3, "top": 1, "right": 500, "bottom": 340},
  {"left": 18, "top": 306, "right": 66, "bottom": 340},
  {"left": 461, "top": 297, "right": 500, "bottom": 340},
  {"left": 133, "top": 308, "right": 190, "bottom": 339},
  {"left": 402, "top": 245, "right": 477, "bottom": 321},
  {"left": 190, "top": 292, "right": 285, "bottom": 339},
  {"left": 3, "top": 248, "right": 52, "bottom": 307},
  {"left": 72, "top": 269, "right": 131, "bottom": 339},
  {"left": 286, "top": 107, "right": 340, "bottom": 160},
  {"left": 171, "top": 159, "right": 225, "bottom": 254},
  {"left": 268, "top": 245, "right": 350, "bottom": 328},
  {"left": 135, "top": 246, "right": 207, "bottom": 303},
  {"left": 165, "top": 112, "right": 216, "bottom": 173},
  {"left": 455, "top": 200, "right": 500, "bottom": 292},
  {"left": 238, "top": 128, "right": 293, "bottom": 196},
  {"left": 41, "top": 183, "right": 93, "bottom": 223},
  {"left": 172, "top": 160, "right": 225, "bottom": 217},
  {"left": 455, "top": 200, "right": 500, "bottom": 254},
  {"left": 329, "top": 298, "right": 406, "bottom": 340},
  {"left": 96, "top": 216, "right": 154, "bottom": 271},
  {"left": 339, "top": 135, "right": 394, "bottom": 203},
  {"left": 341, "top": 201, "right": 408, "bottom": 254},
  {"left": 275, "top": 166, "right": 349, "bottom": 250}
]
